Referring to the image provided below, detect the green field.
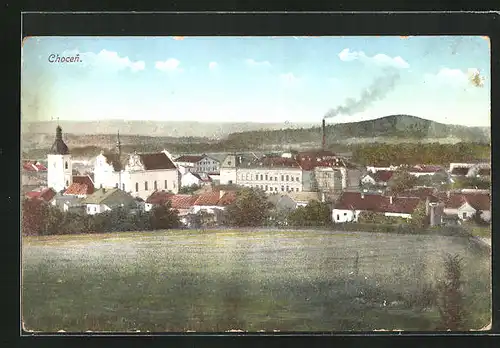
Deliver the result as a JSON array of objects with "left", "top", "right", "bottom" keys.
[{"left": 22, "top": 230, "right": 491, "bottom": 332}]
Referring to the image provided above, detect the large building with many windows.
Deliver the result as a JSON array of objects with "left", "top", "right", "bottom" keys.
[{"left": 219, "top": 151, "right": 361, "bottom": 194}]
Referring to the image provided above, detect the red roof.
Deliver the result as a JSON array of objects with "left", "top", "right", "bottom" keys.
[
  {"left": 145, "top": 191, "right": 175, "bottom": 205},
  {"left": 25, "top": 187, "right": 56, "bottom": 202},
  {"left": 399, "top": 187, "right": 437, "bottom": 199},
  {"left": 193, "top": 191, "right": 221, "bottom": 206},
  {"left": 334, "top": 192, "right": 420, "bottom": 214},
  {"left": 169, "top": 194, "right": 199, "bottom": 209},
  {"left": 259, "top": 156, "right": 302, "bottom": 169},
  {"left": 139, "top": 153, "right": 177, "bottom": 170},
  {"left": 373, "top": 170, "right": 394, "bottom": 182},
  {"left": 218, "top": 191, "right": 237, "bottom": 206},
  {"left": 175, "top": 155, "right": 205, "bottom": 163},
  {"left": 64, "top": 176, "right": 95, "bottom": 196},
  {"left": 23, "top": 161, "right": 47, "bottom": 172},
  {"left": 444, "top": 193, "right": 490, "bottom": 211}
]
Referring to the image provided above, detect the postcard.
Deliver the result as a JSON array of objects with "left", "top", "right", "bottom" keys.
[{"left": 21, "top": 35, "right": 491, "bottom": 333}]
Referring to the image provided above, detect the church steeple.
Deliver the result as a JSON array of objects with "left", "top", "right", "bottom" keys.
[{"left": 50, "top": 124, "right": 69, "bottom": 155}]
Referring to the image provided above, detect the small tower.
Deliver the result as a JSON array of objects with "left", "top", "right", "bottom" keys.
[{"left": 47, "top": 124, "right": 72, "bottom": 192}]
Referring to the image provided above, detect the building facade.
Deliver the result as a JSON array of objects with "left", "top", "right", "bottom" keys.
[
  {"left": 93, "top": 151, "right": 180, "bottom": 200},
  {"left": 174, "top": 154, "right": 220, "bottom": 174}
]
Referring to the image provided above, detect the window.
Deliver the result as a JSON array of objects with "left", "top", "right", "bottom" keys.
[
  {"left": 337, "top": 214, "right": 340, "bottom": 220},
  {"left": 122, "top": 183, "right": 125, "bottom": 191},
  {"left": 463, "top": 212, "right": 467, "bottom": 219},
  {"left": 228, "top": 180, "right": 233, "bottom": 184},
  {"left": 65, "top": 162, "right": 68, "bottom": 170},
  {"left": 265, "top": 174, "right": 268, "bottom": 180},
  {"left": 295, "top": 188, "right": 299, "bottom": 192},
  {"left": 286, "top": 186, "right": 289, "bottom": 192},
  {"left": 94, "top": 207, "right": 97, "bottom": 212},
  {"left": 265, "top": 185, "right": 268, "bottom": 191},
  {"left": 296, "top": 177, "right": 300, "bottom": 182},
  {"left": 135, "top": 183, "right": 139, "bottom": 192},
  {"left": 165, "top": 180, "right": 168, "bottom": 189},
  {"left": 66, "top": 180, "right": 69, "bottom": 187},
  {"left": 281, "top": 175, "right": 284, "bottom": 181},
  {"left": 275, "top": 176, "right": 278, "bottom": 181},
  {"left": 115, "top": 183, "right": 118, "bottom": 188},
  {"left": 344, "top": 213, "right": 347, "bottom": 216},
  {"left": 286, "top": 175, "right": 289, "bottom": 181},
  {"left": 275, "top": 187, "right": 278, "bottom": 191},
  {"left": 173, "top": 181, "right": 176, "bottom": 188},
  {"left": 145, "top": 181, "right": 148, "bottom": 191},
  {"left": 260, "top": 174, "right": 263, "bottom": 181},
  {"left": 154, "top": 181, "right": 157, "bottom": 190},
  {"left": 281, "top": 186, "right": 284, "bottom": 191},
  {"left": 228, "top": 161, "right": 232, "bottom": 165}
]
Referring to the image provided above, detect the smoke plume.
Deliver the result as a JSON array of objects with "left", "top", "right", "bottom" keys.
[{"left": 324, "top": 69, "right": 400, "bottom": 120}]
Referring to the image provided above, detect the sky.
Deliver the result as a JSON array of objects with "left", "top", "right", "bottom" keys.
[{"left": 21, "top": 36, "right": 491, "bottom": 127}]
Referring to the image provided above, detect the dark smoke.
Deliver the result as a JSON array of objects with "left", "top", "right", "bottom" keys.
[{"left": 324, "top": 69, "right": 401, "bottom": 120}]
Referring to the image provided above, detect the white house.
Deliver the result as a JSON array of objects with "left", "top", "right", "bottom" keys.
[
  {"left": 180, "top": 171, "right": 212, "bottom": 188},
  {"left": 93, "top": 151, "right": 180, "bottom": 200},
  {"left": 443, "top": 192, "right": 491, "bottom": 222},
  {"left": 331, "top": 192, "right": 421, "bottom": 223},
  {"left": 82, "top": 187, "right": 136, "bottom": 215},
  {"left": 360, "top": 170, "right": 394, "bottom": 187},
  {"left": 46, "top": 126, "right": 73, "bottom": 192},
  {"left": 174, "top": 154, "right": 220, "bottom": 174}
]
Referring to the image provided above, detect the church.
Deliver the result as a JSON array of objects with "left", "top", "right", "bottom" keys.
[{"left": 47, "top": 126, "right": 181, "bottom": 201}]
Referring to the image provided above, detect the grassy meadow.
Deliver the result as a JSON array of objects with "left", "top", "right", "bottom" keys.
[{"left": 21, "top": 230, "right": 491, "bottom": 332}]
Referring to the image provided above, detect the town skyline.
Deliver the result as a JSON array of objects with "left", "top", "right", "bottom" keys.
[{"left": 21, "top": 36, "right": 490, "bottom": 127}]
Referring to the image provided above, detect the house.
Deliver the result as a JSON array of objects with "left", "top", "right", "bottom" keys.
[
  {"left": 82, "top": 188, "right": 137, "bottom": 215},
  {"left": 366, "top": 165, "right": 399, "bottom": 173},
  {"left": 442, "top": 192, "right": 491, "bottom": 222},
  {"left": 174, "top": 154, "right": 220, "bottom": 174},
  {"left": 449, "top": 162, "right": 490, "bottom": 178},
  {"left": 22, "top": 161, "right": 48, "bottom": 191},
  {"left": 144, "top": 191, "right": 175, "bottom": 212},
  {"left": 93, "top": 150, "right": 180, "bottom": 200},
  {"left": 331, "top": 192, "right": 421, "bottom": 223},
  {"left": 361, "top": 170, "right": 394, "bottom": 187},
  {"left": 288, "top": 191, "right": 322, "bottom": 207},
  {"left": 50, "top": 194, "right": 85, "bottom": 213},
  {"left": 25, "top": 187, "right": 57, "bottom": 203},
  {"left": 191, "top": 190, "right": 238, "bottom": 224},
  {"left": 63, "top": 175, "right": 95, "bottom": 198},
  {"left": 180, "top": 171, "right": 212, "bottom": 188}
]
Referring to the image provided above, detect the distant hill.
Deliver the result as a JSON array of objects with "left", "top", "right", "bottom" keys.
[
  {"left": 224, "top": 115, "right": 490, "bottom": 147},
  {"left": 21, "top": 120, "right": 315, "bottom": 139}
]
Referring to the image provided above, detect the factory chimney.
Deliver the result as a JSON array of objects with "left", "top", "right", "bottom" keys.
[{"left": 322, "top": 119, "right": 326, "bottom": 150}]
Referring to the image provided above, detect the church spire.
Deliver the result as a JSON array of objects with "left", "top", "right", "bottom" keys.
[{"left": 50, "top": 122, "right": 69, "bottom": 155}]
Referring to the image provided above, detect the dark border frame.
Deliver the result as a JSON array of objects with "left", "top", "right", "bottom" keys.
[{"left": 11, "top": 10, "right": 499, "bottom": 348}]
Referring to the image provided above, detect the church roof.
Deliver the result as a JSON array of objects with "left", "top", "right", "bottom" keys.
[
  {"left": 102, "top": 153, "right": 123, "bottom": 171},
  {"left": 49, "top": 126, "right": 70, "bottom": 155},
  {"left": 138, "top": 153, "right": 177, "bottom": 170}
]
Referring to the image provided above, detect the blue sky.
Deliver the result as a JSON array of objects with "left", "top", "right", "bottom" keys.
[{"left": 21, "top": 36, "right": 490, "bottom": 127}]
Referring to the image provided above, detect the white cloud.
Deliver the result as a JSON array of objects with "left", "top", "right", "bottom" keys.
[
  {"left": 338, "top": 48, "right": 410, "bottom": 69},
  {"left": 61, "top": 49, "right": 145, "bottom": 72},
  {"left": 208, "top": 61, "right": 218, "bottom": 70},
  {"left": 245, "top": 58, "right": 272, "bottom": 67},
  {"left": 155, "top": 58, "right": 183, "bottom": 72},
  {"left": 280, "top": 72, "right": 299, "bottom": 87},
  {"left": 423, "top": 68, "right": 485, "bottom": 88}
]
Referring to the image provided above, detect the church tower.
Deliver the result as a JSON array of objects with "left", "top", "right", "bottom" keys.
[{"left": 47, "top": 125, "right": 72, "bottom": 192}]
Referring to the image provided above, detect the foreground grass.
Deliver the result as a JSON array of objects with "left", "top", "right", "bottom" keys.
[{"left": 22, "top": 230, "right": 491, "bottom": 332}]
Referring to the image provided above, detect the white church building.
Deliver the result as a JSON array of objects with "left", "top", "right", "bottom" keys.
[
  {"left": 46, "top": 126, "right": 181, "bottom": 201},
  {"left": 93, "top": 151, "right": 180, "bottom": 200}
]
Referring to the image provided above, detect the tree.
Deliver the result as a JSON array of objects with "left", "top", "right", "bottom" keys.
[
  {"left": 224, "top": 188, "right": 272, "bottom": 227},
  {"left": 288, "top": 201, "right": 332, "bottom": 227},
  {"left": 388, "top": 170, "right": 418, "bottom": 194},
  {"left": 436, "top": 254, "right": 466, "bottom": 330},
  {"left": 149, "top": 201, "right": 180, "bottom": 230},
  {"left": 410, "top": 201, "right": 429, "bottom": 230},
  {"left": 179, "top": 184, "right": 202, "bottom": 194}
]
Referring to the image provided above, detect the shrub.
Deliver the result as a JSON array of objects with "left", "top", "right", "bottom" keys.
[{"left": 436, "top": 254, "right": 466, "bottom": 330}]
